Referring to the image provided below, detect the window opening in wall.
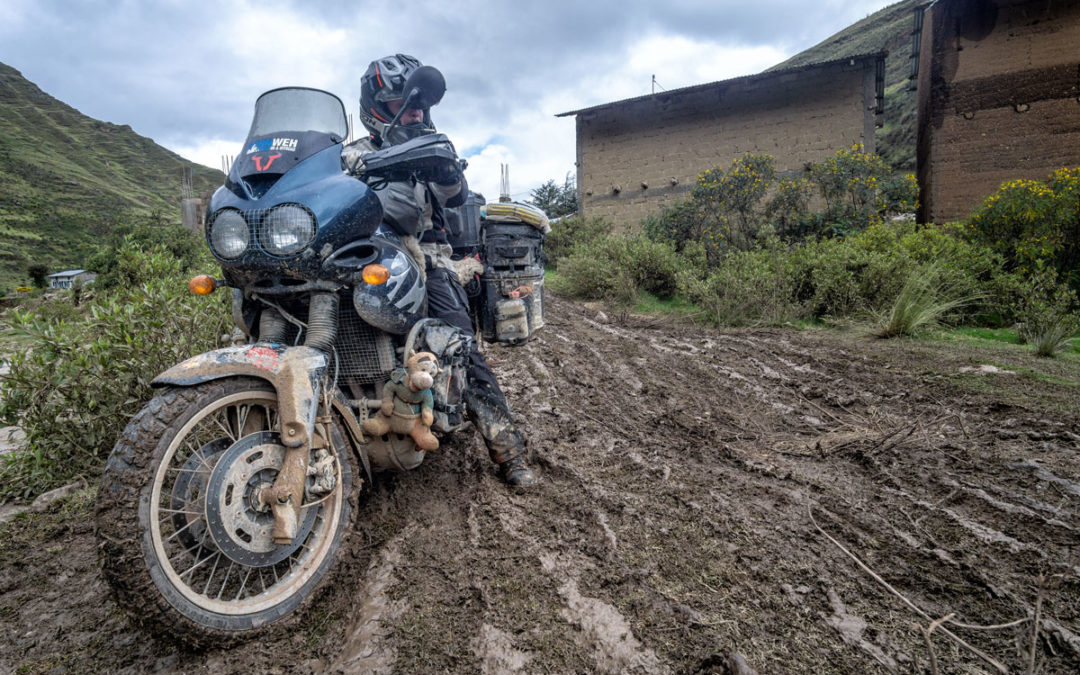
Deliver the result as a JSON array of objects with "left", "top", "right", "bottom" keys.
[{"left": 876, "top": 57, "right": 885, "bottom": 121}]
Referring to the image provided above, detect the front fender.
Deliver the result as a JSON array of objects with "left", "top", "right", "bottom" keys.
[{"left": 153, "top": 344, "right": 326, "bottom": 448}]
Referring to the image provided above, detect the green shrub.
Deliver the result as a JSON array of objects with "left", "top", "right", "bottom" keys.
[
  {"left": 692, "top": 154, "right": 776, "bottom": 250},
  {"left": 551, "top": 232, "right": 683, "bottom": 304},
  {"left": 785, "top": 236, "right": 903, "bottom": 319},
  {"left": 677, "top": 238, "right": 805, "bottom": 326},
  {"left": 1014, "top": 266, "right": 1080, "bottom": 357},
  {"left": 0, "top": 242, "right": 230, "bottom": 501},
  {"left": 643, "top": 200, "right": 702, "bottom": 254},
  {"left": 87, "top": 218, "right": 211, "bottom": 289},
  {"left": 551, "top": 235, "right": 635, "bottom": 303},
  {"left": 765, "top": 175, "right": 813, "bottom": 240},
  {"left": 544, "top": 216, "right": 610, "bottom": 268},
  {"left": 881, "top": 173, "right": 920, "bottom": 214},
  {"left": 625, "top": 236, "right": 682, "bottom": 299},
  {"left": 806, "top": 144, "right": 916, "bottom": 236},
  {"left": 967, "top": 168, "right": 1080, "bottom": 287}
]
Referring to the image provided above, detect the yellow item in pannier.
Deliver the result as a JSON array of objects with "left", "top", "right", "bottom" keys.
[{"left": 481, "top": 201, "right": 551, "bottom": 233}]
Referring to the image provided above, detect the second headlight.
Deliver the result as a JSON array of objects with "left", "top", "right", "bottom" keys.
[{"left": 260, "top": 204, "right": 315, "bottom": 256}]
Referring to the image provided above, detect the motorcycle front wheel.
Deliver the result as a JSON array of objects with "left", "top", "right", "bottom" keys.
[{"left": 97, "top": 376, "right": 358, "bottom": 648}]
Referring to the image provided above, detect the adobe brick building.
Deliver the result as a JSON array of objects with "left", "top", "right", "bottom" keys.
[
  {"left": 915, "top": 0, "right": 1080, "bottom": 222},
  {"left": 557, "top": 54, "right": 885, "bottom": 226}
]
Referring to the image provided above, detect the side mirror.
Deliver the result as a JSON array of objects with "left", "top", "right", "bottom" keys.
[
  {"left": 402, "top": 66, "right": 446, "bottom": 110},
  {"left": 383, "top": 66, "right": 447, "bottom": 139}
]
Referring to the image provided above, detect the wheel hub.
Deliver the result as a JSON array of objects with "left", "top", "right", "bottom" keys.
[{"left": 204, "top": 431, "right": 319, "bottom": 566}]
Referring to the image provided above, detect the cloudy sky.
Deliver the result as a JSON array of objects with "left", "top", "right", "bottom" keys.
[{"left": 1, "top": 0, "right": 900, "bottom": 201}]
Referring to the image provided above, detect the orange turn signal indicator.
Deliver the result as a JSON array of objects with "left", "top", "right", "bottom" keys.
[
  {"left": 361, "top": 264, "right": 390, "bottom": 285},
  {"left": 188, "top": 275, "right": 217, "bottom": 295}
]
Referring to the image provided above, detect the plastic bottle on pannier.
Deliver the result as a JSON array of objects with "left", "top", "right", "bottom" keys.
[{"left": 446, "top": 192, "right": 548, "bottom": 345}]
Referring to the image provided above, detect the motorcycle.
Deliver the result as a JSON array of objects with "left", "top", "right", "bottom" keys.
[{"left": 95, "top": 67, "right": 509, "bottom": 646}]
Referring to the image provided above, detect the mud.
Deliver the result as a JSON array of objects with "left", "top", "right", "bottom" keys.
[{"left": 2, "top": 294, "right": 1080, "bottom": 673}]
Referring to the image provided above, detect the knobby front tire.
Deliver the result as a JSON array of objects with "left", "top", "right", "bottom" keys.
[{"left": 96, "top": 377, "right": 358, "bottom": 648}]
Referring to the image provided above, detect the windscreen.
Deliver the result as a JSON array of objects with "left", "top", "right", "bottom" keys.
[{"left": 246, "top": 87, "right": 348, "bottom": 141}]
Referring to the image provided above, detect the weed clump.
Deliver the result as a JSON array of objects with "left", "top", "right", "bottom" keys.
[{"left": 872, "top": 263, "right": 978, "bottom": 338}]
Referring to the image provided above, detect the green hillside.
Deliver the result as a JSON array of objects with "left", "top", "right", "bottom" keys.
[
  {"left": 770, "top": 0, "right": 923, "bottom": 171},
  {"left": 0, "top": 62, "right": 221, "bottom": 292}
]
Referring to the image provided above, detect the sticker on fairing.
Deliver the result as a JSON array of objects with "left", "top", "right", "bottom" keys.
[{"left": 246, "top": 137, "right": 299, "bottom": 154}]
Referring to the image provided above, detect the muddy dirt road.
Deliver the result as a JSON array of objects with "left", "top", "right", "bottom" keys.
[{"left": 2, "top": 294, "right": 1080, "bottom": 673}]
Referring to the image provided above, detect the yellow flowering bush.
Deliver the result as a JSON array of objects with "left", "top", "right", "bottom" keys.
[
  {"left": 967, "top": 167, "right": 1080, "bottom": 286},
  {"left": 806, "top": 144, "right": 916, "bottom": 235}
]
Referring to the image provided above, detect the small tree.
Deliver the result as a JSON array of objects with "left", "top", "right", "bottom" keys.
[
  {"left": 27, "top": 264, "right": 49, "bottom": 289},
  {"left": 529, "top": 174, "right": 578, "bottom": 219},
  {"left": 967, "top": 167, "right": 1080, "bottom": 289}
]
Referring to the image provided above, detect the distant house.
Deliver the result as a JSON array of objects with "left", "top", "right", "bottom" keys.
[
  {"left": 915, "top": 0, "right": 1080, "bottom": 222},
  {"left": 47, "top": 269, "right": 96, "bottom": 290},
  {"left": 557, "top": 53, "right": 885, "bottom": 225}
]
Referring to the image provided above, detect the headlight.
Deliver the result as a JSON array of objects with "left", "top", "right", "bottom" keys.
[
  {"left": 209, "top": 209, "right": 249, "bottom": 259},
  {"left": 260, "top": 204, "right": 315, "bottom": 256}
]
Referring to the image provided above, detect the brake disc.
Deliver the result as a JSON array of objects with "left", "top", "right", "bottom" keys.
[{"left": 204, "top": 431, "right": 319, "bottom": 567}]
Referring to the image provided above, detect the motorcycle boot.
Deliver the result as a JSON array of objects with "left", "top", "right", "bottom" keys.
[{"left": 463, "top": 377, "right": 536, "bottom": 487}]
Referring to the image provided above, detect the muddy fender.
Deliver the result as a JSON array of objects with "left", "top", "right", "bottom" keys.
[{"left": 152, "top": 344, "right": 326, "bottom": 447}]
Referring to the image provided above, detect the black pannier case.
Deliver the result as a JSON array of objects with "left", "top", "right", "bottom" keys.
[
  {"left": 479, "top": 222, "right": 545, "bottom": 344},
  {"left": 448, "top": 194, "right": 547, "bottom": 345}
]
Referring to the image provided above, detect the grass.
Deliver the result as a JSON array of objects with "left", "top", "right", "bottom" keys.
[
  {"left": 950, "top": 326, "right": 1023, "bottom": 345},
  {"left": 631, "top": 291, "right": 704, "bottom": 319},
  {"left": 1023, "top": 318, "right": 1080, "bottom": 358},
  {"left": 872, "top": 265, "right": 978, "bottom": 338},
  {"left": 942, "top": 325, "right": 1080, "bottom": 358}
]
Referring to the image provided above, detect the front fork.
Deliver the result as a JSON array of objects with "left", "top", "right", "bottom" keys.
[{"left": 256, "top": 353, "right": 327, "bottom": 544}]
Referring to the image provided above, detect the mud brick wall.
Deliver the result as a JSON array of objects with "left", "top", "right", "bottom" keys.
[
  {"left": 917, "top": 0, "right": 1080, "bottom": 223},
  {"left": 573, "top": 59, "right": 879, "bottom": 227}
]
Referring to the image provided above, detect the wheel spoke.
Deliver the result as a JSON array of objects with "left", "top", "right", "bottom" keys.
[
  {"left": 236, "top": 404, "right": 252, "bottom": 436},
  {"left": 202, "top": 551, "right": 223, "bottom": 595},
  {"left": 216, "top": 561, "right": 235, "bottom": 600},
  {"left": 165, "top": 515, "right": 204, "bottom": 543},
  {"left": 139, "top": 384, "right": 347, "bottom": 624},
  {"left": 234, "top": 567, "right": 254, "bottom": 601},
  {"left": 159, "top": 507, "right": 203, "bottom": 517},
  {"left": 211, "top": 413, "right": 238, "bottom": 443},
  {"left": 183, "top": 531, "right": 213, "bottom": 559},
  {"left": 178, "top": 547, "right": 219, "bottom": 580}
]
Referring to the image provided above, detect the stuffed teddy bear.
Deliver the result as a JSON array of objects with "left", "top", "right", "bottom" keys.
[{"left": 362, "top": 351, "right": 441, "bottom": 451}]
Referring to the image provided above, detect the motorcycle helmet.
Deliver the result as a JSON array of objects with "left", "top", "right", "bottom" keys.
[{"left": 359, "top": 53, "right": 436, "bottom": 145}]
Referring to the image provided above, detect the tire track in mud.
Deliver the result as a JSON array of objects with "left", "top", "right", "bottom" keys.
[{"left": 484, "top": 297, "right": 1080, "bottom": 672}]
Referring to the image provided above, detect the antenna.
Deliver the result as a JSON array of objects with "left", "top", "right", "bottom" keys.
[
  {"left": 499, "top": 164, "right": 511, "bottom": 202},
  {"left": 652, "top": 74, "right": 666, "bottom": 93}
]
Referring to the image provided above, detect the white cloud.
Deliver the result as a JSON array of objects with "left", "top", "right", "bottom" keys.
[{"left": 166, "top": 138, "right": 238, "bottom": 174}]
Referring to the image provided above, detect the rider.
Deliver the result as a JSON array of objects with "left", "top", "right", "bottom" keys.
[{"left": 342, "top": 53, "right": 536, "bottom": 488}]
